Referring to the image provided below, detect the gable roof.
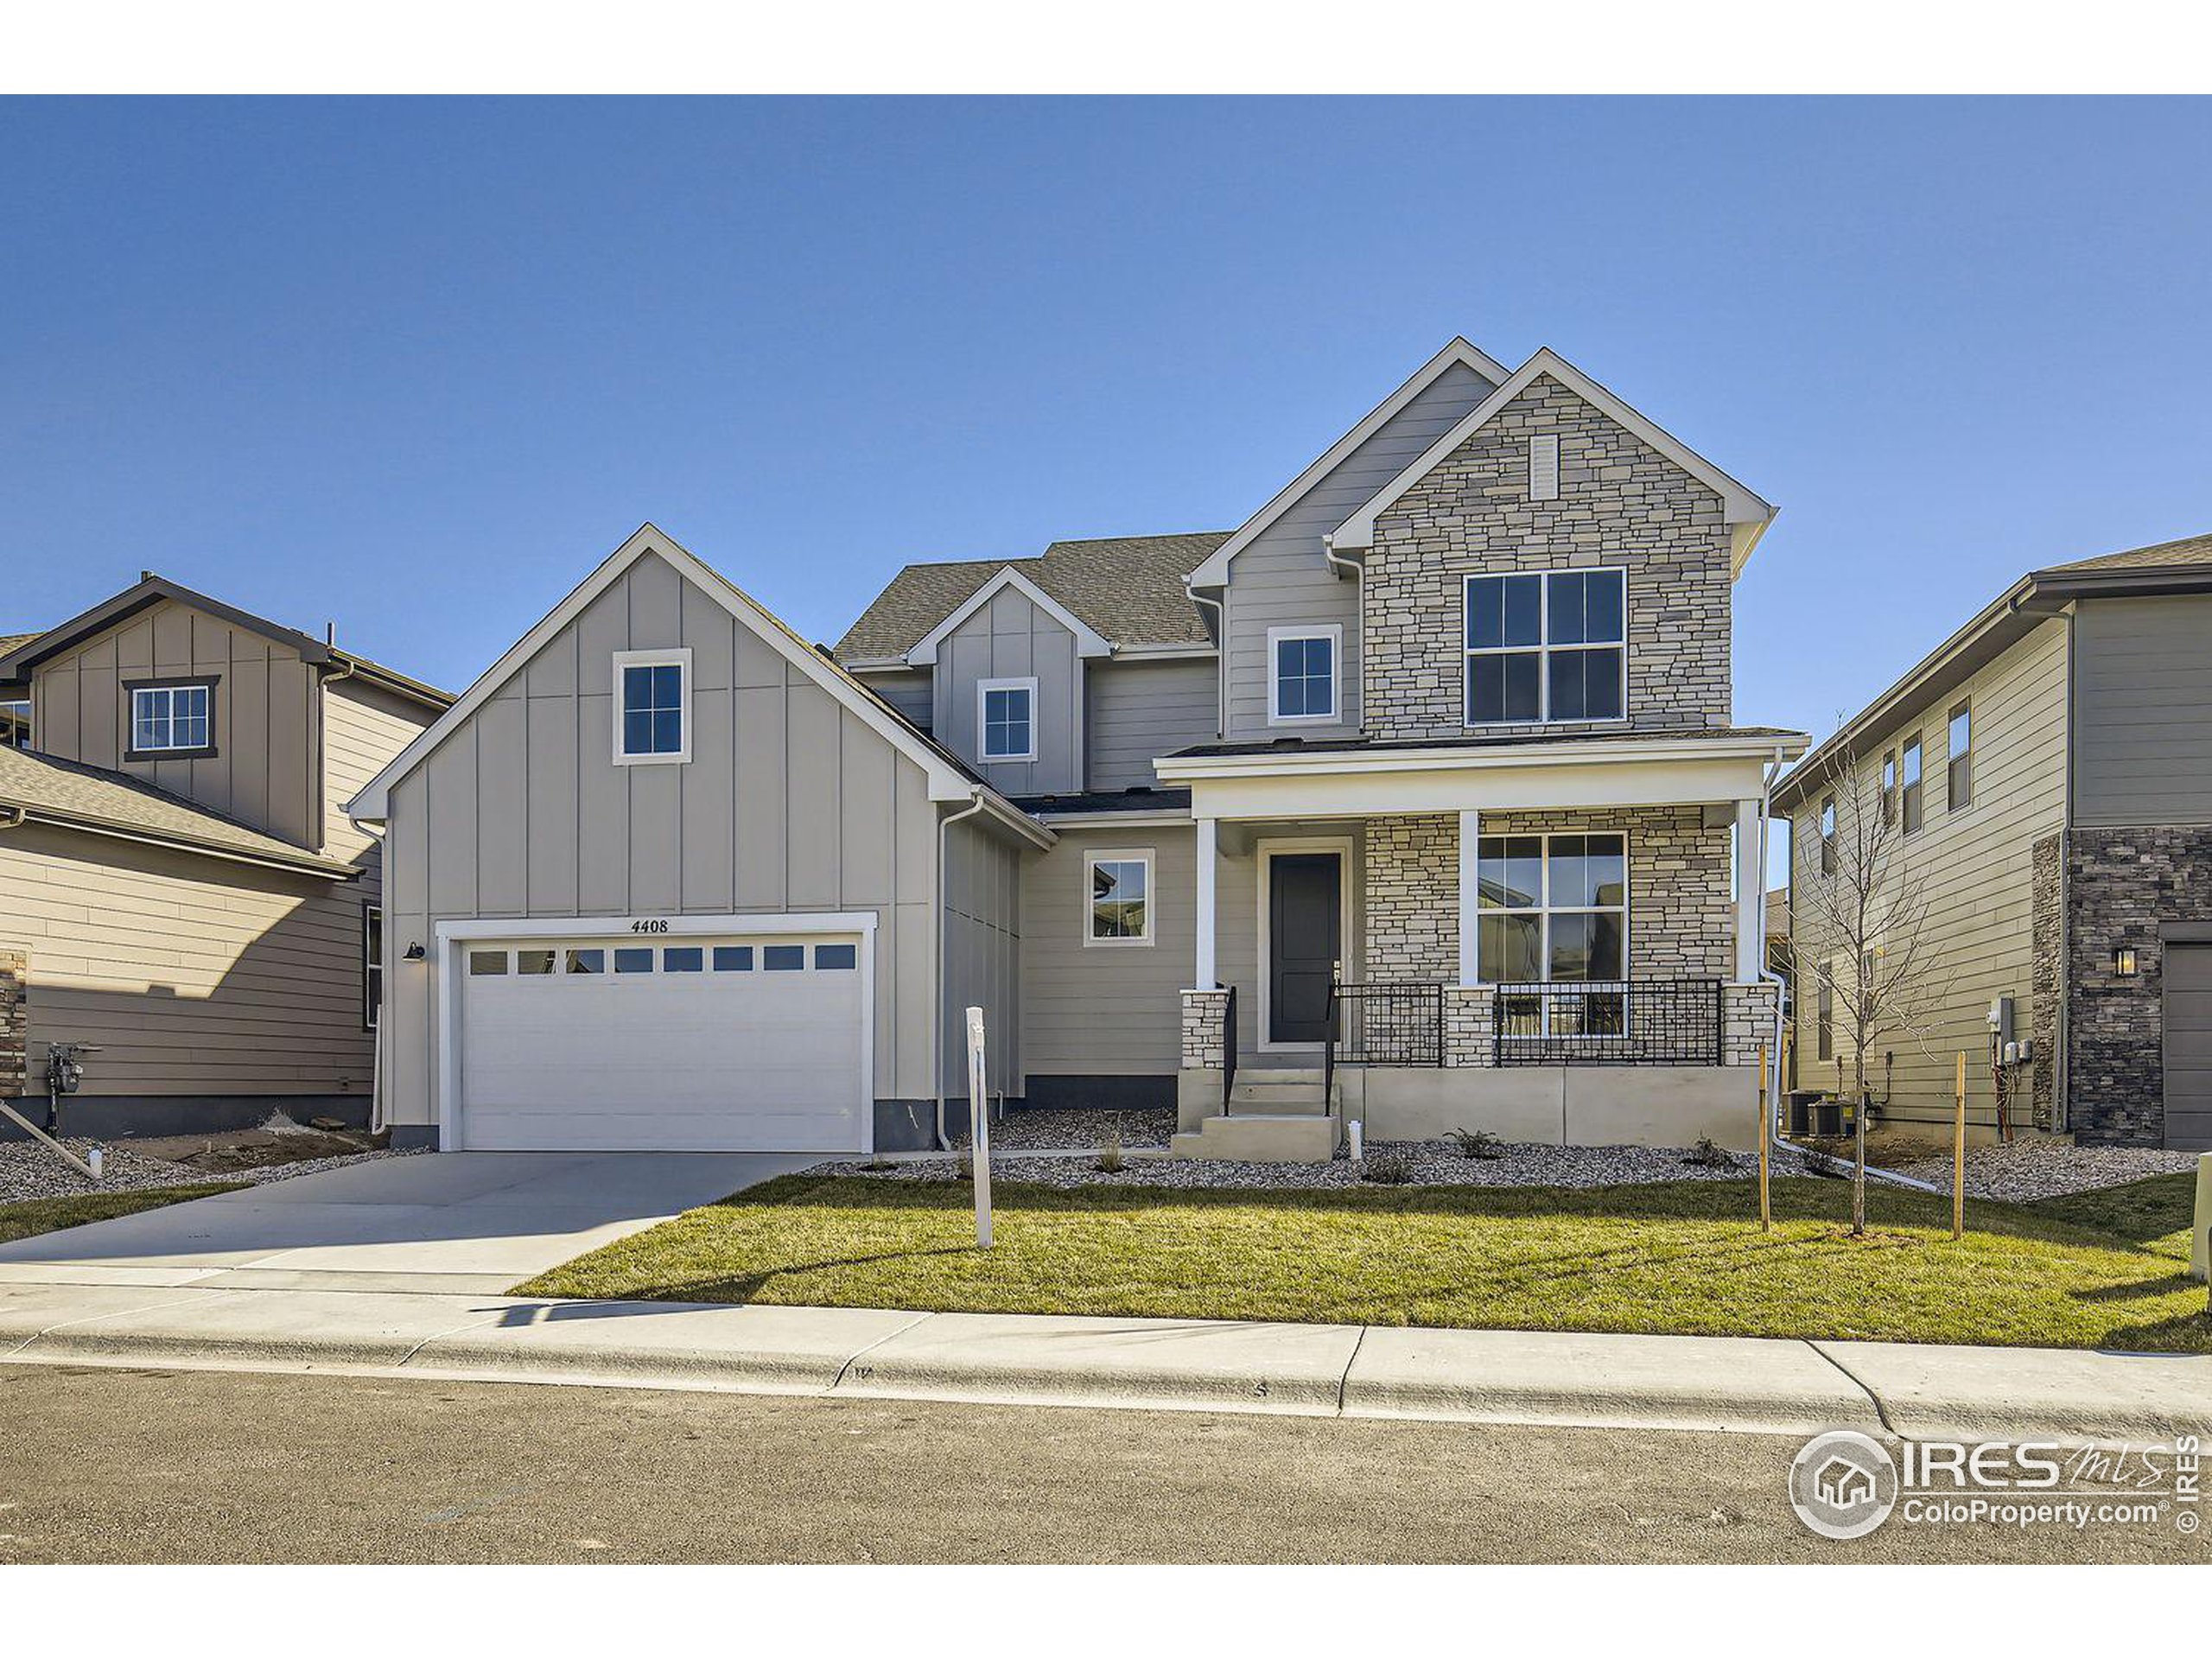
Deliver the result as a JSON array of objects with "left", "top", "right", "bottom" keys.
[
  {"left": 1183, "top": 338, "right": 1512, "bottom": 590},
  {"left": 834, "top": 531, "right": 1226, "bottom": 665},
  {"left": 1773, "top": 527, "right": 2212, "bottom": 810},
  {"left": 346, "top": 524, "right": 1051, "bottom": 848},
  {"left": 0, "top": 575, "right": 449, "bottom": 710},
  {"left": 0, "top": 744, "right": 357, "bottom": 879},
  {"left": 906, "top": 566, "right": 1113, "bottom": 666},
  {"left": 1326, "top": 347, "right": 1779, "bottom": 577}
]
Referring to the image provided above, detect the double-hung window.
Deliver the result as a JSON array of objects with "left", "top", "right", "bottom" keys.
[
  {"left": 1947, "top": 701, "right": 1972, "bottom": 811},
  {"left": 976, "top": 677, "right": 1037, "bottom": 762},
  {"left": 613, "top": 649, "right": 690, "bottom": 765},
  {"left": 1085, "top": 849, "right": 1153, "bottom": 945},
  {"left": 1819, "top": 797, "right": 1837, "bottom": 875},
  {"left": 1880, "top": 751, "right": 1897, "bottom": 825},
  {"left": 1900, "top": 734, "right": 1923, "bottom": 834},
  {"left": 1268, "top": 626, "right": 1338, "bottom": 723},
  {"left": 127, "top": 680, "right": 215, "bottom": 758},
  {"left": 362, "top": 904, "right": 384, "bottom": 1030},
  {"left": 1465, "top": 569, "right": 1625, "bottom": 724}
]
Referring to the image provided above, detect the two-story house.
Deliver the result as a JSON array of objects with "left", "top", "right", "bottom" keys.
[
  {"left": 1777, "top": 533, "right": 2212, "bottom": 1152},
  {"left": 0, "top": 575, "right": 449, "bottom": 1137},
  {"left": 353, "top": 339, "right": 1805, "bottom": 1158}
]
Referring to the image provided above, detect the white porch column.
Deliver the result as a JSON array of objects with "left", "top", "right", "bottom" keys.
[
  {"left": 1195, "top": 816, "right": 1217, "bottom": 988},
  {"left": 1458, "top": 808, "right": 1481, "bottom": 987},
  {"left": 1734, "top": 798, "right": 1763, "bottom": 983}
]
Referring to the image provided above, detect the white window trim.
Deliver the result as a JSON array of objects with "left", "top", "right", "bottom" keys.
[
  {"left": 1472, "top": 828, "right": 1632, "bottom": 1002},
  {"left": 1084, "top": 847, "right": 1155, "bottom": 948},
  {"left": 976, "top": 675, "right": 1039, "bottom": 764},
  {"left": 1255, "top": 836, "right": 1353, "bottom": 1052},
  {"left": 1462, "top": 568, "right": 1630, "bottom": 728},
  {"left": 362, "top": 902, "right": 383, "bottom": 1032},
  {"left": 611, "top": 647, "right": 692, "bottom": 766},
  {"left": 128, "top": 681, "right": 215, "bottom": 755},
  {"left": 1266, "top": 624, "right": 1342, "bottom": 725}
]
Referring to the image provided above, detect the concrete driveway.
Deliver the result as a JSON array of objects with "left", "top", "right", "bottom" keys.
[{"left": 0, "top": 1153, "right": 818, "bottom": 1294}]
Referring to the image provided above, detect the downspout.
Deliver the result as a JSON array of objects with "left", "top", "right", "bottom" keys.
[
  {"left": 933, "top": 786, "right": 988, "bottom": 1151},
  {"left": 1760, "top": 748, "right": 1939, "bottom": 1192},
  {"left": 1184, "top": 580, "right": 1226, "bottom": 739},
  {"left": 1322, "top": 535, "right": 1363, "bottom": 729}
]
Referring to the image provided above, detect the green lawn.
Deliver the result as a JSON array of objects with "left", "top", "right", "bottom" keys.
[
  {"left": 515, "top": 1172, "right": 2212, "bottom": 1352},
  {"left": 0, "top": 1184, "right": 244, "bottom": 1245}
]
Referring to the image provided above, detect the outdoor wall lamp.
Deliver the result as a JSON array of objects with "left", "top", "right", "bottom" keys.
[
  {"left": 404, "top": 942, "right": 427, "bottom": 961},
  {"left": 2112, "top": 945, "right": 2139, "bottom": 977}
]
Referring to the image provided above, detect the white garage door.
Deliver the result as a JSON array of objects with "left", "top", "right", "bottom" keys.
[{"left": 454, "top": 931, "right": 868, "bottom": 1152}]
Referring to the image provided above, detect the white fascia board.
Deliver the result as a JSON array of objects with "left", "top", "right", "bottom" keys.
[
  {"left": 1027, "top": 809, "right": 1194, "bottom": 829},
  {"left": 1326, "top": 349, "right": 1779, "bottom": 578},
  {"left": 1107, "top": 642, "right": 1217, "bottom": 663},
  {"left": 348, "top": 522, "right": 989, "bottom": 821},
  {"left": 906, "top": 566, "right": 1111, "bottom": 666},
  {"left": 1184, "top": 337, "right": 1513, "bottom": 590},
  {"left": 1154, "top": 731, "right": 1806, "bottom": 783}
]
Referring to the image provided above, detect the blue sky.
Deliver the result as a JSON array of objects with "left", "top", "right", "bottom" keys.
[{"left": 5, "top": 97, "right": 2209, "bottom": 753}]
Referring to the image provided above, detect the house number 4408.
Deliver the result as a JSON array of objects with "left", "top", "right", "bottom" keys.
[{"left": 629, "top": 919, "right": 670, "bottom": 933}]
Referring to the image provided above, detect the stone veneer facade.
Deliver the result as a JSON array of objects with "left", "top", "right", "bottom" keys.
[
  {"left": 2064, "top": 825, "right": 2212, "bottom": 1144},
  {"left": 2030, "top": 832, "right": 2063, "bottom": 1131},
  {"left": 1361, "top": 373, "right": 1735, "bottom": 741},
  {"left": 0, "top": 950, "right": 23, "bottom": 1099},
  {"left": 1359, "top": 806, "right": 1733, "bottom": 985}
]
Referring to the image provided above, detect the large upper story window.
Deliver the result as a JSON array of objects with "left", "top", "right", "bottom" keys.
[
  {"left": 1947, "top": 701, "right": 1973, "bottom": 811},
  {"left": 977, "top": 676, "right": 1038, "bottom": 762},
  {"left": 613, "top": 649, "right": 690, "bottom": 765},
  {"left": 1900, "top": 734, "right": 1923, "bottom": 834},
  {"left": 1464, "top": 569, "right": 1625, "bottom": 725},
  {"left": 126, "top": 679, "right": 215, "bottom": 759},
  {"left": 1268, "top": 626, "right": 1339, "bottom": 724}
]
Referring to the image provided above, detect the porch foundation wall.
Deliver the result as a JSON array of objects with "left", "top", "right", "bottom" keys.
[{"left": 1338, "top": 1065, "right": 1762, "bottom": 1149}]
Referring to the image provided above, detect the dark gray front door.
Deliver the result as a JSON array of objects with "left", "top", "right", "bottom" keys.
[
  {"left": 1268, "top": 852, "right": 1342, "bottom": 1045},
  {"left": 2164, "top": 944, "right": 2212, "bottom": 1150}
]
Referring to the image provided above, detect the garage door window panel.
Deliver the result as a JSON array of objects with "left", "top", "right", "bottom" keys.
[
  {"left": 566, "top": 949, "right": 605, "bottom": 975},
  {"left": 468, "top": 950, "right": 508, "bottom": 976},
  {"left": 764, "top": 944, "right": 805, "bottom": 971},
  {"left": 713, "top": 946, "right": 753, "bottom": 971},
  {"left": 664, "top": 946, "right": 703, "bottom": 973},
  {"left": 613, "top": 948, "right": 654, "bottom": 974}
]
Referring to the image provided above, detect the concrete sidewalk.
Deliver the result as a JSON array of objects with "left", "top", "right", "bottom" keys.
[{"left": 1, "top": 1274, "right": 2206, "bottom": 1443}]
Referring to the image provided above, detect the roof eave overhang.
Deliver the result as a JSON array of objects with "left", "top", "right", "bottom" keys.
[{"left": 1, "top": 804, "right": 359, "bottom": 880}]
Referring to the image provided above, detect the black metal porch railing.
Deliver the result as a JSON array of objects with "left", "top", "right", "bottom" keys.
[
  {"left": 1491, "top": 978, "right": 1724, "bottom": 1066},
  {"left": 1325, "top": 982, "right": 1445, "bottom": 1111},
  {"left": 1218, "top": 983, "right": 1237, "bottom": 1116}
]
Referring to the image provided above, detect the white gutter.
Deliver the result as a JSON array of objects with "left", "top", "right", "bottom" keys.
[
  {"left": 1183, "top": 580, "right": 1227, "bottom": 741},
  {"left": 932, "top": 787, "right": 989, "bottom": 1151}
]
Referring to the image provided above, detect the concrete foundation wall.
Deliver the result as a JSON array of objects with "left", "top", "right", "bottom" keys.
[{"left": 1338, "top": 1064, "right": 1761, "bottom": 1148}]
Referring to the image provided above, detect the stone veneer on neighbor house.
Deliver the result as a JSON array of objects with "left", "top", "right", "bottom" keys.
[
  {"left": 1360, "top": 373, "right": 1736, "bottom": 742},
  {"left": 2064, "top": 825, "right": 2212, "bottom": 1144},
  {"left": 2030, "top": 832, "right": 2063, "bottom": 1132},
  {"left": 1359, "top": 807, "right": 1734, "bottom": 985},
  {"left": 0, "top": 950, "right": 25, "bottom": 1099}
]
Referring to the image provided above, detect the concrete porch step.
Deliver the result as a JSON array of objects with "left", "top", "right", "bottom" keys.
[
  {"left": 1228, "top": 1079, "right": 1331, "bottom": 1114},
  {"left": 1170, "top": 1112, "right": 1341, "bottom": 1165}
]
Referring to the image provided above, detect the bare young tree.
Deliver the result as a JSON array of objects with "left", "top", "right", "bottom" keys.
[{"left": 1793, "top": 731, "right": 1950, "bottom": 1235}]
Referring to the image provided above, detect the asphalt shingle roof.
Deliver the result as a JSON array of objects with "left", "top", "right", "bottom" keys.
[
  {"left": 2039, "top": 531, "right": 2212, "bottom": 575},
  {"left": 834, "top": 531, "right": 1230, "bottom": 662},
  {"left": 0, "top": 745, "right": 358, "bottom": 877},
  {"left": 0, "top": 632, "right": 41, "bottom": 659}
]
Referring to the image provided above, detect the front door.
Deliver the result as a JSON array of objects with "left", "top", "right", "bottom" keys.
[{"left": 1268, "top": 852, "right": 1342, "bottom": 1045}]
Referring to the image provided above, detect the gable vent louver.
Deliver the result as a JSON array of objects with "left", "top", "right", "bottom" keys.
[{"left": 1529, "top": 434, "right": 1560, "bottom": 500}]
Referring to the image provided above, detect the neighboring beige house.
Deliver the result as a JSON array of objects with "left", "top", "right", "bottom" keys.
[
  {"left": 1775, "top": 533, "right": 2212, "bottom": 1150},
  {"left": 356, "top": 339, "right": 1805, "bottom": 1159},
  {"left": 0, "top": 577, "right": 448, "bottom": 1136}
]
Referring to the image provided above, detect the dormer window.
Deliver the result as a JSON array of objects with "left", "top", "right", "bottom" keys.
[
  {"left": 1464, "top": 569, "right": 1625, "bottom": 725},
  {"left": 613, "top": 649, "right": 690, "bottom": 765},
  {"left": 1268, "top": 626, "right": 1339, "bottom": 724},
  {"left": 977, "top": 677, "right": 1037, "bottom": 762},
  {"left": 125, "top": 678, "right": 216, "bottom": 760}
]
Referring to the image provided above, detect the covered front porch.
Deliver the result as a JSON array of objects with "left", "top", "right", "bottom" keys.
[{"left": 1154, "top": 731, "right": 1798, "bottom": 1156}]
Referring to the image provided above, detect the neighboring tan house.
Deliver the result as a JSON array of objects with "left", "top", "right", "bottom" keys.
[
  {"left": 0, "top": 576, "right": 448, "bottom": 1136},
  {"left": 1775, "top": 533, "right": 2212, "bottom": 1151},
  {"left": 353, "top": 339, "right": 1805, "bottom": 1158}
]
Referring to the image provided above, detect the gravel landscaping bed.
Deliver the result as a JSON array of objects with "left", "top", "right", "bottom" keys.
[
  {"left": 811, "top": 1137, "right": 1823, "bottom": 1191},
  {"left": 985, "top": 1106, "right": 1175, "bottom": 1151},
  {"left": 0, "top": 1139, "right": 423, "bottom": 1206},
  {"left": 1884, "top": 1140, "right": 2202, "bottom": 1204}
]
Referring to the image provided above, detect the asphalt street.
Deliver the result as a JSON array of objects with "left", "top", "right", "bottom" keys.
[{"left": 0, "top": 1363, "right": 2201, "bottom": 1564}]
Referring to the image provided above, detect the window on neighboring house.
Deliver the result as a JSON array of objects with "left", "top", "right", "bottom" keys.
[
  {"left": 976, "top": 677, "right": 1038, "bottom": 762},
  {"left": 613, "top": 649, "right": 690, "bottom": 764},
  {"left": 1086, "top": 850, "right": 1154, "bottom": 945},
  {"left": 1475, "top": 832, "right": 1628, "bottom": 984},
  {"left": 1465, "top": 569, "right": 1625, "bottom": 724},
  {"left": 1819, "top": 798, "right": 1836, "bottom": 875},
  {"left": 1815, "top": 966, "right": 1834, "bottom": 1061},
  {"left": 1948, "top": 701, "right": 1973, "bottom": 810},
  {"left": 1268, "top": 626, "right": 1339, "bottom": 723},
  {"left": 1901, "top": 734, "right": 1923, "bottom": 833},
  {"left": 1880, "top": 751, "right": 1897, "bottom": 825},
  {"left": 0, "top": 697, "right": 29, "bottom": 749},
  {"left": 363, "top": 905, "right": 384, "bottom": 1030},
  {"left": 127, "top": 680, "right": 215, "bottom": 758}
]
